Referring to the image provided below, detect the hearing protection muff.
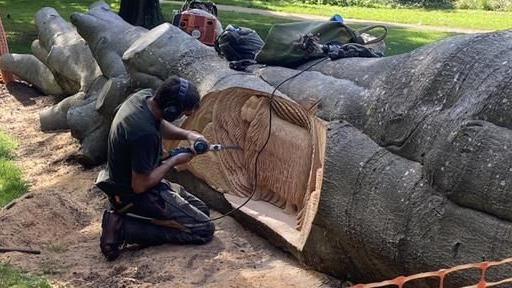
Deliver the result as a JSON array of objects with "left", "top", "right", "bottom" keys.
[{"left": 162, "top": 78, "right": 189, "bottom": 122}]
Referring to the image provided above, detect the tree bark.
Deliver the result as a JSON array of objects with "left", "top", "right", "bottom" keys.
[
  {"left": 0, "top": 54, "right": 63, "bottom": 95},
  {"left": 0, "top": 7, "right": 104, "bottom": 139},
  {"left": 34, "top": 7, "right": 102, "bottom": 94},
  {"left": 126, "top": 24, "right": 512, "bottom": 285}
]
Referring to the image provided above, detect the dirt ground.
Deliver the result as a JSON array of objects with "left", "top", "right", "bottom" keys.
[{"left": 0, "top": 83, "right": 339, "bottom": 288}]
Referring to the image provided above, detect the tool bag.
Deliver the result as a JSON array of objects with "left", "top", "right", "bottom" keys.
[
  {"left": 215, "top": 25, "right": 265, "bottom": 61},
  {"left": 255, "top": 21, "right": 387, "bottom": 67}
]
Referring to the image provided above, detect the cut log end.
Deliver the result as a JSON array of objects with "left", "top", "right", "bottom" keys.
[
  {"left": 167, "top": 87, "right": 327, "bottom": 250},
  {"left": 122, "top": 23, "right": 173, "bottom": 61}
]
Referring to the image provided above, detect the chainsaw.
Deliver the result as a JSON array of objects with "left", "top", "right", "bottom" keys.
[{"left": 172, "top": 0, "right": 221, "bottom": 46}]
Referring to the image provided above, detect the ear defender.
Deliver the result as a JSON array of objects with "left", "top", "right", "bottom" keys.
[
  {"left": 177, "top": 78, "right": 189, "bottom": 102},
  {"left": 162, "top": 78, "right": 190, "bottom": 121}
]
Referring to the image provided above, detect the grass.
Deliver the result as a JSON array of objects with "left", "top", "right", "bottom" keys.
[
  {"left": 0, "top": 0, "right": 120, "bottom": 53},
  {"left": 0, "top": 0, "right": 455, "bottom": 56},
  {"left": 211, "top": 0, "right": 512, "bottom": 30},
  {"left": 0, "top": 130, "right": 16, "bottom": 158},
  {"left": 162, "top": 2, "right": 455, "bottom": 55},
  {"left": 0, "top": 131, "right": 27, "bottom": 207},
  {"left": 0, "top": 263, "right": 51, "bottom": 288}
]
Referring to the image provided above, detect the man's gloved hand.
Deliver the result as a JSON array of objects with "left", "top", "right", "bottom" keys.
[
  {"left": 168, "top": 152, "right": 194, "bottom": 166},
  {"left": 323, "top": 41, "right": 384, "bottom": 60},
  {"left": 300, "top": 33, "right": 323, "bottom": 59},
  {"left": 187, "top": 131, "right": 209, "bottom": 154}
]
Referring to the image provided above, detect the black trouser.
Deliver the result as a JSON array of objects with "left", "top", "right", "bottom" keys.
[{"left": 118, "top": 181, "right": 215, "bottom": 246}]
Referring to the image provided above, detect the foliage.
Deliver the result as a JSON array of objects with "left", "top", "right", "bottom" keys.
[
  {"left": 295, "top": 0, "right": 456, "bottom": 8},
  {"left": 257, "top": 0, "right": 512, "bottom": 10},
  {"left": 456, "top": 0, "right": 512, "bottom": 10},
  {"left": 295, "top": 0, "right": 394, "bottom": 8}
]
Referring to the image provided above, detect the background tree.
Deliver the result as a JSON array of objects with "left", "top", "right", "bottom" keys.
[{"left": 118, "top": 0, "right": 164, "bottom": 29}]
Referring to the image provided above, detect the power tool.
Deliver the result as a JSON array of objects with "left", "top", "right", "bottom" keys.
[
  {"left": 172, "top": 0, "right": 221, "bottom": 46},
  {"left": 163, "top": 139, "right": 241, "bottom": 160}
]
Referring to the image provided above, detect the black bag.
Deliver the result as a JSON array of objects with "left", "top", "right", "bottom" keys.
[
  {"left": 215, "top": 25, "right": 265, "bottom": 61},
  {"left": 323, "top": 41, "right": 383, "bottom": 60},
  {"left": 256, "top": 21, "right": 387, "bottom": 67}
]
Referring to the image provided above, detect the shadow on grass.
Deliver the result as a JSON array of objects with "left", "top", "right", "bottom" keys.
[{"left": 383, "top": 26, "right": 456, "bottom": 54}]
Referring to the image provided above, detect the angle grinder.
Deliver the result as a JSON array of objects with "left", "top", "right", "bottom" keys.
[{"left": 163, "top": 139, "right": 241, "bottom": 160}]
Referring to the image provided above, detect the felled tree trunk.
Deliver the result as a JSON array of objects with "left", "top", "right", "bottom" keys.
[
  {"left": 0, "top": 54, "right": 63, "bottom": 95},
  {"left": 62, "top": 2, "right": 150, "bottom": 164},
  {"left": 4, "top": 2, "right": 512, "bottom": 285},
  {"left": 0, "top": 3, "right": 142, "bottom": 163},
  {"left": 33, "top": 7, "right": 102, "bottom": 95},
  {"left": 0, "top": 7, "right": 103, "bottom": 134},
  {"left": 122, "top": 23, "right": 280, "bottom": 95},
  {"left": 128, "top": 23, "right": 512, "bottom": 285},
  {"left": 71, "top": 1, "right": 148, "bottom": 79}
]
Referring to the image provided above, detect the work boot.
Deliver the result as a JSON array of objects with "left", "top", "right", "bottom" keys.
[{"left": 100, "top": 210, "right": 124, "bottom": 261}]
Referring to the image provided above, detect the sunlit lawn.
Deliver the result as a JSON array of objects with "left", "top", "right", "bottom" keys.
[
  {"left": 213, "top": 0, "right": 512, "bottom": 31},
  {"left": 0, "top": 131, "right": 27, "bottom": 207},
  {"left": 0, "top": 0, "right": 456, "bottom": 56}
]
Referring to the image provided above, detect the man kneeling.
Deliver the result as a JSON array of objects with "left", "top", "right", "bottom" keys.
[{"left": 98, "top": 76, "right": 215, "bottom": 261}]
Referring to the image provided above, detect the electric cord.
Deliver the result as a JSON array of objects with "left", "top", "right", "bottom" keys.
[{"left": 202, "top": 57, "right": 329, "bottom": 223}]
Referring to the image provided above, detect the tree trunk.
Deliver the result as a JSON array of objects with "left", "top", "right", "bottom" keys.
[
  {"left": 119, "top": 0, "right": 164, "bottom": 29},
  {"left": 0, "top": 54, "right": 63, "bottom": 95},
  {"left": 3, "top": 2, "right": 512, "bottom": 286},
  {"left": 122, "top": 23, "right": 512, "bottom": 285}
]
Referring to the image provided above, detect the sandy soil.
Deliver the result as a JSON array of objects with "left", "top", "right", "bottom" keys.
[{"left": 0, "top": 83, "right": 339, "bottom": 288}]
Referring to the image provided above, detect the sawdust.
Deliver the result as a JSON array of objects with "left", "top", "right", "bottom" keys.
[{"left": 0, "top": 83, "right": 338, "bottom": 288}]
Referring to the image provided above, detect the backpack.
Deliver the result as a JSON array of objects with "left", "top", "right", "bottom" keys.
[
  {"left": 255, "top": 21, "right": 387, "bottom": 67},
  {"left": 215, "top": 25, "right": 265, "bottom": 61}
]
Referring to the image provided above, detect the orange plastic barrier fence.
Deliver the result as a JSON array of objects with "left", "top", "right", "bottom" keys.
[
  {"left": 351, "top": 257, "right": 512, "bottom": 288},
  {"left": 0, "top": 15, "right": 14, "bottom": 84}
]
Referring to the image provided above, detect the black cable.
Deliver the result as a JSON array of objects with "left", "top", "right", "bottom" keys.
[{"left": 203, "top": 57, "right": 329, "bottom": 222}]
